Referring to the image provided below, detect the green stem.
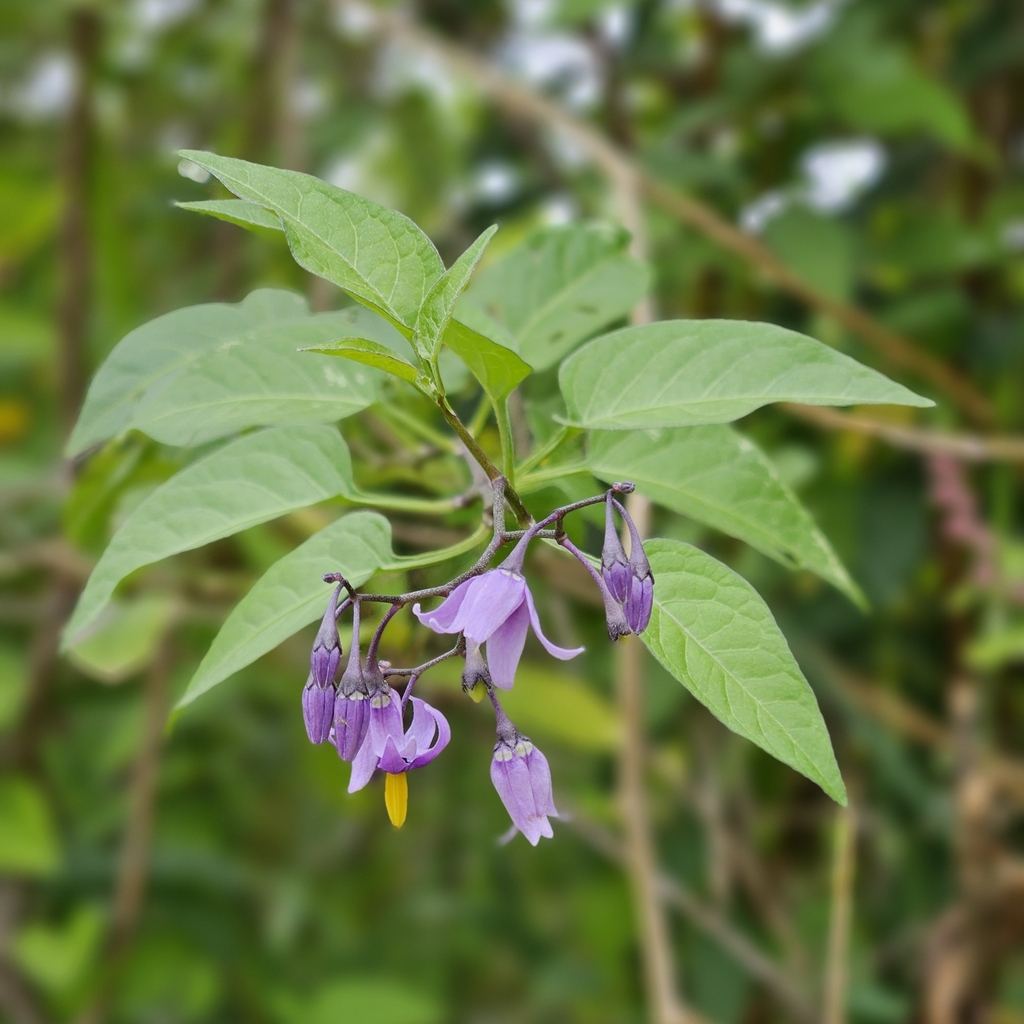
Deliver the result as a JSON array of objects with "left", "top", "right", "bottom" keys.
[
  {"left": 349, "top": 490, "right": 464, "bottom": 515},
  {"left": 516, "top": 424, "right": 577, "bottom": 477},
  {"left": 496, "top": 398, "right": 516, "bottom": 488},
  {"left": 517, "top": 462, "right": 591, "bottom": 493},
  {"left": 436, "top": 396, "right": 532, "bottom": 526},
  {"left": 467, "top": 392, "right": 492, "bottom": 438},
  {"left": 384, "top": 522, "right": 490, "bottom": 570}
]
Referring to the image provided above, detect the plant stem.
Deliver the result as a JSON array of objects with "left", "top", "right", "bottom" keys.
[
  {"left": 350, "top": 490, "right": 466, "bottom": 516},
  {"left": 496, "top": 398, "right": 517, "bottom": 487},
  {"left": 467, "top": 392, "right": 492, "bottom": 437},
  {"left": 516, "top": 424, "right": 575, "bottom": 477},
  {"left": 518, "top": 463, "right": 591, "bottom": 492},
  {"left": 383, "top": 402, "right": 459, "bottom": 453}
]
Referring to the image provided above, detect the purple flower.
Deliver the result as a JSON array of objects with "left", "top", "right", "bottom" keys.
[
  {"left": 303, "top": 584, "right": 343, "bottom": 744},
  {"left": 602, "top": 493, "right": 632, "bottom": 603},
  {"left": 413, "top": 567, "right": 583, "bottom": 689},
  {"left": 348, "top": 684, "right": 450, "bottom": 794},
  {"left": 616, "top": 498, "right": 654, "bottom": 633},
  {"left": 333, "top": 599, "right": 369, "bottom": 761},
  {"left": 596, "top": 496, "right": 655, "bottom": 635},
  {"left": 489, "top": 698, "right": 557, "bottom": 846}
]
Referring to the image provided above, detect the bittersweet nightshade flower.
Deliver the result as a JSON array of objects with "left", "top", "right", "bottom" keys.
[
  {"left": 413, "top": 555, "right": 582, "bottom": 689},
  {"left": 333, "top": 599, "right": 369, "bottom": 762},
  {"left": 303, "top": 583, "right": 343, "bottom": 744},
  {"left": 489, "top": 693, "right": 556, "bottom": 845}
]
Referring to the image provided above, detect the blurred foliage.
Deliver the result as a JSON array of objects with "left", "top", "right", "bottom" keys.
[{"left": 1, "top": 0, "right": 1024, "bottom": 1022}]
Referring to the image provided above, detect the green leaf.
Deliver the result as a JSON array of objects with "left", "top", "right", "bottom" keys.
[
  {"left": 0, "top": 645, "right": 26, "bottom": 732},
  {"left": 587, "top": 427, "right": 865, "bottom": 606},
  {"left": 13, "top": 905, "right": 104, "bottom": 995},
  {"left": 442, "top": 318, "right": 532, "bottom": 403},
  {"left": 68, "top": 289, "right": 392, "bottom": 454},
  {"left": 66, "top": 595, "right": 177, "bottom": 684},
  {"left": 176, "top": 198, "right": 283, "bottom": 233},
  {"left": 179, "top": 512, "right": 392, "bottom": 708},
  {"left": 414, "top": 224, "right": 498, "bottom": 360},
  {"left": 763, "top": 207, "right": 854, "bottom": 300},
  {"left": 457, "top": 223, "right": 650, "bottom": 370},
  {"left": 64, "top": 425, "right": 358, "bottom": 647},
  {"left": 559, "top": 320, "right": 934, "bottom": 430},
  {"left": 0, "top": 776, "right": 60, "bottom": 875},
  {"left": 304, "top": 336, "right": 424, "bottom": 388},
  {"left": 642, "top": 538, "right": 846, "bottom": 804},
  {"left": 281, "top": 978, "right": 441, "bottom": 1024},
  {"left": 179, "top": 151, "right": 444, "bottom": 328}
]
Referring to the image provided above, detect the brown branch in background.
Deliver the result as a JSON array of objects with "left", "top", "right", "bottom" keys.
[
  {"left": 76, "top": 638, "right": 174, "bottom": 1024},
  {"left": 568, "top": 811, "right": 816, "bottom": 1024},
  {"left": 57, "top": 6, "right": 101, "bottom": 439},
  {"left": 340, "top": 1, "right": 994, "bottom": 428},
  {"left": 822, "top": 806, "right": 857, "bottom": 1024},
  {"left": 784, "top": 405, "right": 1024, "bottom": 464}
]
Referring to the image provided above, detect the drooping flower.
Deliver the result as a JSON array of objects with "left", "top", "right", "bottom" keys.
[
  {"left": 601, "top": 492, "right": 632, "bottom": 603},
  {"left": 489, "top": 694, "right": 557, "bottom": 845},
  {"left": 348, "top": 677, "right": 451, "bottom": 828},
  {"left": 333, "top": 599, "right": 369, "bottom": 762},
  {"left": 303, "top": 584, "right": 343, "bottom": 744},
  {"left": 595, "top": 496, "right": 655, "bottom": 635},
  {"left": 413, "top": 561, "right": 583, "bottom": 689},
  {"left": 616, "top": 497, "right": 654, "bottom": 633}
]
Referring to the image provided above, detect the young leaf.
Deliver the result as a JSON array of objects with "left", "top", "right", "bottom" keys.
[
  {"left": 68, "top": 290, "right": 393, "bottom": 454},
  {"left": 413, "top": 224, "right": 497, "bottom": 360},
  {"left": 442, "top": 319, "right": 531, "bottom": 403},
  {"left": 176, "top": 199, "right": 283, "bottom": 233},
  {"left": 304, "top": 337, "right": 425, "bottom": 389},
  {"left": 178, "top": 512, "right": 392, "bottom": 708},
  {"left": 457, "top": 223, "right": 650, "bottom": 370},
  {"left": 63, "top": 425, "right": 359, "bottom": 647},
  {"left": 642, "top": 538, "right": 846, "bottom": 804},
  {"left": 587, "top": 427, "right": 865, "bottom": 606},
  {"left": 559, "top": 320, "right": 934, "bottom": 430},
  {"left": 179, "top": 151, "right": 444, "bottom": 329}
]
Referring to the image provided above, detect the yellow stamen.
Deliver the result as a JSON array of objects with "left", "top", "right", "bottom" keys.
[
  {"left": 384, "top": 772, "right": 408, "bottom": 828},
  {"left": 466, "top": 682, "right": 486, "bottom": 703}
]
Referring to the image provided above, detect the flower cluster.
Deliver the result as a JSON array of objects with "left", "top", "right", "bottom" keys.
[{"left": 301, "top": 481, "right": 652, "bottom": 843}]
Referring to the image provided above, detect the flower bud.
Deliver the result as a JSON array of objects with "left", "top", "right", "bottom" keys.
[
  {"left": 302, "top": 671, "right": 334, "bottom": 744},
  {"left": 333, "top": 600, "right": 370, "bottom": 762},
  {"left": 601, "top": 492, "right": 632, "bottom": 603},
  {"left": 310, "top": 584, "right": 343, "bottom": 689}
]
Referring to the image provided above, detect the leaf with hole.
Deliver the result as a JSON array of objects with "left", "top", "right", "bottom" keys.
[
  {"left": 179, "top": 151, "right": 444, "bottom": 329},
  {"left": 642, "top": 538, "right": 846, "bottom": 804},
  {"left": 560, "top": 320, "right": 933, "bottom": 430},
  {"left": 63, "top": 425, "right": 359, "bottom": 647},
  {"left": 178, "top": 512, "right": 392, "bottom": 708},
  {"left": 587, "top": 427, "right": 864, "bottom": 606}
]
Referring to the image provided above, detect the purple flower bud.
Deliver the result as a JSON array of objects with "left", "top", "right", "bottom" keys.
[
  {"left": 302, "top": 671, "right": 334, "bottom": 744},
  {"left": 624, "top": 574, "right": 654, "bottom": 633},
  {"left": 310, "top": 584, "right": 343, "bottom": 688},
  {"left": 488, "top": 694, "right": 557, "bottom": 845},
  {"left": 601, "top": 492, "right": 632, "bottom": 603},
  {"left": 333, "top": 599, "right": 370, "bottom": 762}
]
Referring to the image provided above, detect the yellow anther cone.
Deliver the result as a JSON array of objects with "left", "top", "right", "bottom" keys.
[{"left": 385, "top": 772, "right": 408, "bottom": 827}]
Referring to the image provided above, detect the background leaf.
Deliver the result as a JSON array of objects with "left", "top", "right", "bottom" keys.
[
  {"left": 0, "top": 777, "right": 60, "bottom": 875},
  {"left": 642, "top": 538, "right": 846, "bottom": 804},
  {"left": 457, "top": 223, "right": 650, "bottom": 370},
  {"left": 587, "top": 427, "right": 864, "bottom": 605},
  {"left": 179, "top": 512, "right": 392, "bottom": 708},
  {"left": 560, "top": 320, "right": 934, "bottom": 430},
  {"left": 180, "top": 151, "right": 444, "bottom": 328},
  {"left": 64, "top": 425, "right": 358, "bottom": 646}
]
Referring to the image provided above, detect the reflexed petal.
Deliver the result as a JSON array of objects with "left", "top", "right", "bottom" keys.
[
  {"left": 377, "top": 735, "right": 408, "bottom": 775},
  {"left": 524, "top": 587, "right": 584, "bottom": 661},
  {"left": 347, "top": 732, "right": 378, "bottom": 792},
  {"left": 406, "top": 703, "right": 450, "bottom": 769},
  {"left": 486, "top": 601, "right": 530, "bottom": 689},
  {"left": 453, "top": 571, "right": 526, "bottom": 643},
  {"left": 406, "top": 696, "right": 438, "bottom": 755},
  {"left": 413, "top": 578, "right": 472, "bottom": 633}
]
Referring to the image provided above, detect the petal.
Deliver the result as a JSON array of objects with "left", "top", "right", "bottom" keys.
[
  {"left": 347, "top": 732, "right": 378, "bottom": 793},
  {"left": 454, "top": 571, "right": 527, "bottom": 643},
  {"left": 526, "top": 747, "right": 557, "bottom": 817},
  {"left": 377, "top": 735, "right": 408, "bottom": 775},
  {"left": 407, "top": 702, "right": 451, "bottom": 769},
  {"left": 490, "top": 753, "right": 537, "bottom": 839},
  {"left": 406, "top": 697, "right": 438, "bottom": 755},
  {"left": 368, "top": 687, "right": 403, "bottom": 755},
  {"left": 524, "top": 587, "right": 585, "bottom": 661},
  {"left": 486, "top": 601, "right": 530, "bottom": 689},
  {"left": 412, "top": 578, "right": 473, "bottom": 633}
]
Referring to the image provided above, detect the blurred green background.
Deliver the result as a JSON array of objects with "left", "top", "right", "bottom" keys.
[{"left": 2, "top": 1, "right": 1024, "bottom": 1022}]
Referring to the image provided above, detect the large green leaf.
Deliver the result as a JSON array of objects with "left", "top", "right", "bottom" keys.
[
  {"left": 68, "top": 290, "right": 393, "bottom": 454},
  {"left": 559, "top": 320, "right": 933, "bottom": 430},
  {"left": 178, "top": 512, "right": 392, "bottom": 708},
  {"left": 179, "top": 151, "right": 444, "bottom": 328},
  {"left": 587, "top": 427, "right": 864, "bottom": 606},
  {"left": 457, "top": 223, "right": 650, "bottom": 370},
  {"left": 63, "top": 425, "right": 358, "bottom": 647},
  {"left": 414, "top": 225, "right": 497, "bottom": 360},
  {"left": 642, "top": 539, "right": 846, "bottom": 804},
  {"left": 442, "top": 319, "right": 532, "bottom": 403}
]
